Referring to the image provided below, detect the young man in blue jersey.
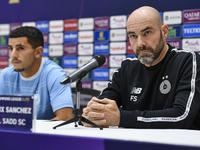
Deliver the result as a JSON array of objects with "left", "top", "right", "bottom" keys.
[
  {"left": 82, "top": 6, "right": 200, "bottom": 129},
  {"left": 0, "top": 26, "right": 74, "bottom": 121}
]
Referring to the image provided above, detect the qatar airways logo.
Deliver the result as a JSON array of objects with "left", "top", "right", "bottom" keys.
[
  {"left": 110, "top": 15, "right": 127, "bottom": 28},
  {"left": 182, "top": 38, "right": 200, "bottom": 52},
  {"left": 78, "top": 44, "right": 93, "bottom": 55},
  {"left": 109, "top": 55, "right": 126, "bottom": 67},
  {"left": 64, "top": 44, "right": 77, "bottom": 55},
  {"left": 95, "top": 17, "right": 109, "bottom": 29},
  {"left": 0, "top": 47, "right": 8, "bottom": 57},
  {"left": 183, "top": 9, "right": 200, "bottom": 23}
]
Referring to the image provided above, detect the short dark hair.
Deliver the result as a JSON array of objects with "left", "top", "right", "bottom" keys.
[{"left": 9, "top": 26, "right": 44, "bottom": 48}]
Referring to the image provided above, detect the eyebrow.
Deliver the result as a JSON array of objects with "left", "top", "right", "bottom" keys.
[
  {"left": 8, "top": 43, "right": 25, "bottom": 48},
  {"left": 127, "top": 26, "right": 153, "bottom": 35}
]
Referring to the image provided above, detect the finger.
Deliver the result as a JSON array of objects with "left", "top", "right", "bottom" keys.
[
  {"left": 87, "top": 97, "right": 98, "bottom": 106},
  {"left": 88, "top": 112, "right": 105, "bottom": 119}
]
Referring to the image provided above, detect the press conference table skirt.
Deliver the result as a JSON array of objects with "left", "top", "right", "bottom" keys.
[{"left": 0, "top": 120, "right": 200, "bottom": 150}]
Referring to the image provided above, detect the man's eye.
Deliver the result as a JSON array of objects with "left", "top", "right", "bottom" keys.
[
  {"left": 130, "top": 35, "right": 136, "bottom": 39},
  {"left": 18, "top": 47, "right": 24, "bottom": 50},
  {"left": 145, "top": 31, "right": 151, "bottom": 35}
]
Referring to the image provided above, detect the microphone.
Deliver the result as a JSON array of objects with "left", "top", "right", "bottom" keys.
[{"left": 60, "top": 54, "right": 106, "bottom": 84}]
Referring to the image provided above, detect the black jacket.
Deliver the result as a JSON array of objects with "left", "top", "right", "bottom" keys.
[{"left": 98, "top": 44, "right": 200, "bottom": 129}]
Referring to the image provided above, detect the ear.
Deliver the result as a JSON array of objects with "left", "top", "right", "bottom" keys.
[
  {"left": 35, "top": 46, "right": 43, "bottom": 58},
  {"left": 162, "top": 24, "right": 168, "bottom": 40}
]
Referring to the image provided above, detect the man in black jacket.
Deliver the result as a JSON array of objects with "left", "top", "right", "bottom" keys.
[{"left": 82, "top": 6, "right": 200, "bottom": 129}]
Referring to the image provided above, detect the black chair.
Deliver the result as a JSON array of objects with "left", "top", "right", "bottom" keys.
[{"left": 71, "top": 87, "right": 101, "bottom": 112}]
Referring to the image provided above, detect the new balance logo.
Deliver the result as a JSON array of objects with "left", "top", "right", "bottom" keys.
[{"left": 130, "top": 87, "right": 142, "bottom": 94}]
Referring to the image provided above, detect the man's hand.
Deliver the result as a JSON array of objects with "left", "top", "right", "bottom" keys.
[{"left": 82, "top": 97, "right": 120, "bottom": 128}]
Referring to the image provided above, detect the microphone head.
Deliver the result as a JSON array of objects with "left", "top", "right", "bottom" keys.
[{"left": 93, "top": 54, "right": 106, "bottom": 67}]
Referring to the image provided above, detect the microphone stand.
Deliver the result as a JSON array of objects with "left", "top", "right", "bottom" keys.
[{"left": 53, "top": 79, "right": 103, "bottom": 130}]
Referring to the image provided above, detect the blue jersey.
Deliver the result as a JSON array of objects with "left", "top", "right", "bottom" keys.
[{"left": 0, "top": 59, "right": 74, "bottom": 119}]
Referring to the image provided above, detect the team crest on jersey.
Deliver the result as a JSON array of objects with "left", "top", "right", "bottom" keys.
[{"left": 159, "top": 75, "right": 171, "bottom": 94}]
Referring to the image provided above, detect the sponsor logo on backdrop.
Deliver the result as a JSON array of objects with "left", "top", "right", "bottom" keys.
[
  {"left": 95, "top": 17, "right": 109, "bottom": 29},
  {"left": 0, "top": 24, "right": 10, "bottom": 36},
  {"left": 94, "top": 43, "right": 109, "bottom": 55},
  {"left": 183, "top": 24, "right": 200, "bottom": 37},
  {"left": 50, "top": 57, "right": 62, "bottom": 66},
  {"left": 63, "top": 56, "right": 77, "bottom": 68},
  {"left": 93, "top": 81, "right": 108, "bottom": 91},
  {"left": 0, "top": 36, "right": 8, "bottom": 46},
  {"left": 78, "top": 56, "right": 92, "bottom": 67},
  {"left": 36, "top": 21, "right": 49, "bottom": 33},
  {"left": 110, "top": 15, "right": 127, "bottom": 28},
  {"left": 110, "top": 29, "right": 126, "bottom": 41},
  {"left": 182, "top": 38, "right": 200, "bottom": 52},
  {"left": 109, "top": 55, "right": 126, "bottom": 67},
  {"left": 49, "top": 45, "right": 63, "bottom": 57},
  {"left": 167, "top": 25, "right": 181, "bottom": 38},
  {"left": 102, "top": 55, "right": 109, "bottom": 68},
  {"left": 82, "top": 81, "right": 93, "bottom": 89},
  {"left": 78, "top": 43, "right": 93, "bottom": 55},
  {"left": 42, "top": 45, "right": 49, "bottom": 57},
  {"left": 163, "top": 11, "right": 182, "bottom": 25},
  {"left": 94, "top": 30, "right": 109, "bottom": 42},
  {"left": 78, "top": 31, "right": 93, "bottom": 43},
  {"left": 43, "top": 33, "right": 49, "bottom": 45},
  {"left": 49, "top": 33, "right": 63, "bottom": 44},
  {"left": 78, "top": 18, "right": 94, "bottom": 30},
  {"left": 22, "top": 22, "right": 36, "bottom": 27},
  {"left": 183, "top": 9, "right": 200, "bottom": 23},
  {"left": 64, "top": 68, "right": 76, "bottom": 76},
  {"left": 0, "top": 58, "right": 8, "bottom": 68},
  {"left": 82, "top": 72, "right": 92, "bottom": 81},
  {"left": 64, "top": 31, "right": 78, "bottom": 43},
  {"left": 109, "top": 68, "right": 118, "bottom": 80},
  {"left": 166, "top": 39, "right": 181, "bottom": 49},
  {"left": 64, "top": 19, "right": 78, "bottom": 31},
  {"left": 0, "top": 47, "right": 8, "bottom": 57},
  {"left": 64, "top": 44, "right": 77, "bottom": 56},
  {"left": 93, "top": 69, "right": 109, "bottom": 80},
  {"left": 127, "top": 42, "right": 134, "bottom": 54},
  {"left": 110, "top": 42, "right": 126, "bottom": 54},
  {"left": 49, "top": 20, "right": 63, "bottom": 32},
  {"left": 10, "top": 23, "right": 22, "bottom": 32}
]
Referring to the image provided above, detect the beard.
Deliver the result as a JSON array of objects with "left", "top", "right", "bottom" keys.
[
  {"left": 14, "top": 68, "right": 25, "bottom": 72},
  {"left": 135, "top": 31, "right": 164, "bottom": 65}
]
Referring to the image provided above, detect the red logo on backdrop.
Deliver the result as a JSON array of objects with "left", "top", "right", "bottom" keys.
[
  {"left": 64, "top": 19, "right": 78, "bottom": 31},
  {"left": 0, "top": 58, "right": 8, "bottom": 68},
  {"left": 127, "top": 42, "right": 133, "bottom": 54}
]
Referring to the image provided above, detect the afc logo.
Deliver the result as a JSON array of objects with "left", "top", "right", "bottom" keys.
[{"left": 130, "top": 87, "right": 142, "bottom": 102}]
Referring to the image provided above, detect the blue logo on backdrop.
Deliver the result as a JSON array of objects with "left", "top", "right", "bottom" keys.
[
  {"left": 160, "top": 12, "right": 163, "bottom": 20},
  {"left": 127, "top": 55, "right": 136, "bottom": 58},
  {"left": 64, "top": 32, "right": 78, "bottom": 44},
  {"left": 93, "top": 68, "right": 109, "bottom": 80},
  {"left": 42, "top": 45, "right": 49, "bottom": 56},
  {"left": 0, "top": 36, "right": 8, "bottom": 46},
  {"left": 63, "top": 56, "right": 77, "bottom": 68},
  {"left": 183, "top": 24, "right": 200, "bottom": 37},
  {"left": 36, "top": 21, "right": 49, "bottom": 33},
  {"left": 94, "top": 43, "right": 109, "bottom": 55},
  {"left": 50, "top": 57, "right": 62, "bottom": 66},
  {"left": 94, "top": 30, "right": 109, "bottom": 42},
  {"left": 167, "top": 25, "right": 181, "bottom": 38}
]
